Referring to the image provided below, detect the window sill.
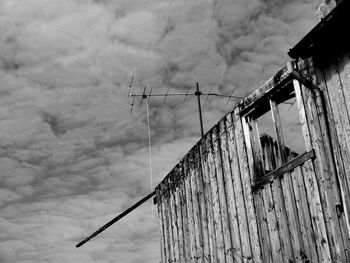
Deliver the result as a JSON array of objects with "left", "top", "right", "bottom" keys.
[{"left": 252, "top": 149, "right": 315, "bottom": 192}]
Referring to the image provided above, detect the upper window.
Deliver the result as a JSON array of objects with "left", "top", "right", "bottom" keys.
[{"left": 246, "top": 84, "right": 306, "bottom": 178}]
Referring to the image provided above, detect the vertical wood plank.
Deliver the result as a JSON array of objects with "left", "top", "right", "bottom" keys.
[
  {"left": 164, "top": 179, "right": 175, "bottom": 263},
  {"left": 156, "top": 186, "right": 166, "bottom": 263},
  {"left": 165, "top": 177, "right": 176, "bottom": 262},
  {"left": 169, "top": 176, "right": 180, "bottom": 263},
  {"left": 190, "top": 150, "right": 204, "bottom": 262},
  {"left": 325, "top": 58, "right": 350, "bottom": 167},
  {"left": 337, "top": 52, "right": 350, "bottom": 115},
  {"left": 207, "top": 132, "right": 226, "bottom": 263},
  {"left": 212, "top": 126, "right": 232, "bottom": 262},
  {"left": 227, "top": 113, "right": 251, "bottom": 261},
  {"left": 291, "top": 166, "right": 319, "bottom": 262},
  {"left": 200, "top": 139, "right": 218, "bottom": 263},
  {"left": 294, "top": 80, "right": 332, "bottom": 262},
  {"left": 252, "top": 191, "right": 270, "bottom": 263},
  {"left": 220, "top": 118, "right": 243, "bottom": 262},
  {"left": 261, "top": 184, "right": 283, "bottom": 262},
  {"left": 314, "top": 84, "right": 342, "bottom": 207},
  {"left": 336, "top": 52, "right": 350, "bottom": 233},
  {"left": 174, "top": 184, "right": 185, "bottom": 263},
  {"left": 162, "top": 186, "right": 171, "bottom": 263},
  {"left": 179, "top": 167, "right": 191, "bottom": 262},
  {"left": 336, "top": 59, "right": 350, "bottom": 247},
  {"left": 280, "top": 172, "right": 304, "bottom": 262},
  {"left": 184, "top": 158, "right": 197, "bottom": 262},
  {"left": 270, "top": 178, "right": 294, "bottom": 262},
  {"left": 300, "top": 160, "right": 332, "bottom": 262},
  {"left": 173, "top": 164, "right": 185, "bottom": 263},
  {"left": 235, "top": 107, "right": 262, "bottom": 262},
  {"left": 196, "top": 143, "right": 211, "bottom": 262}
]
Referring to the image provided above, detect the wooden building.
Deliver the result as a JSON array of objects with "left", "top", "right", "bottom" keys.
[{"left": 155, "top": 0, "right": 350, "bottom": 262}]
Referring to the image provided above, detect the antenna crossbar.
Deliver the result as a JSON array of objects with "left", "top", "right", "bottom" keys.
[
  {"left": 128, "top": 82, "right": 244, "bottom": 136},
  {"left": 130, "top": 93, "right": 244, "bottom": 99}
]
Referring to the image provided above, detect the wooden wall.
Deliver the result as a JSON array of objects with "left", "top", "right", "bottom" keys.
[
  {"left": 311, "top": 49, "right": 350, "bottom": 261},
  {"left": 155, "top": 61, "right": 350, "bottom": 262},
  {"left": 156, "top": 107, "right": 261, "bottom": 263}
]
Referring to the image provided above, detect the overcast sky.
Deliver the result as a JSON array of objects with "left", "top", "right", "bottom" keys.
[{"left": 0, "top": 1, "right": 319, "bottom": 262}]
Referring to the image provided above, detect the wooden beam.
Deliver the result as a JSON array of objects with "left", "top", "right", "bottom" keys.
[
  {"left": 270, "top": 99, "right": 287, "bottom": 165},
  {"left": 252, "top": 150, "right": 315, "bottom": 192},
  {"left": 76, "top": 191, "right": 156, "bottom": 248},
  {"left": 239, "top": 66, "right": 292, "bottom": 117}
]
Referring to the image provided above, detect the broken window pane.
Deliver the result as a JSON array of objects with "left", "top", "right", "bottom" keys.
[{"left": 256, "top": 108, "right": 279, "bottom": 173}]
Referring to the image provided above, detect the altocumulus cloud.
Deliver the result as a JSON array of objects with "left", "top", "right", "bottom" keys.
[{"left": 0, "top": 0, "right": 318, "bottom": 262}]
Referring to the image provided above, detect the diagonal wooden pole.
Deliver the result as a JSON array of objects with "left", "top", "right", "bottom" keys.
[{"left": 76, "top": 191, "right": 155, "bottom": 248}]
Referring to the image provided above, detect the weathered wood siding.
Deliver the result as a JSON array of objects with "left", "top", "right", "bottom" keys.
[
  {"left": 310, "top": 49, "right": 350, "bottom": 261},
  {"left": 156, "top": 61, "right": 350, "bottom": 262}
]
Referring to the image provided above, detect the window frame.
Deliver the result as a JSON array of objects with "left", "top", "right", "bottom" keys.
[{"left": 241, "top": 82, "right": 312, "bottom": 191}]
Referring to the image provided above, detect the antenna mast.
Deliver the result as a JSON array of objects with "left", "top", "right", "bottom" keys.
[{"left": 195, "top": 82, "right": 204, "bottom": 137}]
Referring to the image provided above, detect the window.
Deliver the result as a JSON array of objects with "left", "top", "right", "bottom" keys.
[{"left": 244, "top": 83, "right": 306, "bottom": 179}]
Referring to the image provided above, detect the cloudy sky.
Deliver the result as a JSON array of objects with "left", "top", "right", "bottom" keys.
[{"left": 0, "top": 0, "right": 319, "bottom": 262}]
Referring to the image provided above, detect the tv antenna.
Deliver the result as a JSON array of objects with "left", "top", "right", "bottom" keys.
[
  {"left": 75, "top": 78, "right": 244, "bottom": 248},
  {"left": 129, "top": 78, "right": 244, "bottom": 137}
]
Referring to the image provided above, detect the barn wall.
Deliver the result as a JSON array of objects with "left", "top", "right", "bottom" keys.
[{"left": 155, "top": 60, "right": 350, "bottom": 262}]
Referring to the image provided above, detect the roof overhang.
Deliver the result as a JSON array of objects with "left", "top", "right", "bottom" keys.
[{"left": 288, "top": 0, "right": 350, "bottom": 60}]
